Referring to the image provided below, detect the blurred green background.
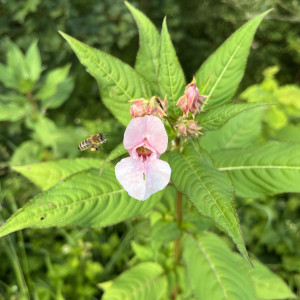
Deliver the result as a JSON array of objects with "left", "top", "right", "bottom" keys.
[{"left": 0, "top": 0, "right": 300, "bottom": 299}]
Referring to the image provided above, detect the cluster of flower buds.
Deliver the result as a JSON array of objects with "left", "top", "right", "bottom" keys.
[
  {"left": 175, "top": 118, "right": 203, "bottom": 138},
  {"left": 176, "top": 76, "right": 208, "bottom": 117},
  {"left": 174, "top": 77, "right": 208, "bottom": 138},
  {"left": 129, "top": 96, "right": 168, "bottom": 119}
]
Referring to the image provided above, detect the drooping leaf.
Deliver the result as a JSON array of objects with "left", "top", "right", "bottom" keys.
[
  {"left": 99, "top": 143, "right": 127, "bottom": 176},
  {"left": 200, "top": 106, "right": 265, "bottom": 152},
  {"left": 199, "top": 103, "right": 270, "bottom": 131},
  {"left": 169, "top": 144, "right": 251, "bottom": 265},
  {"left": 59, "top": 31, "right": 152, "bottom": 126},
  {"left": 158, "top": 18, "right": 185, "bottom": 114},
  {"left": 0, "top": 167, "right": 161, "bottom": 238},
  {"left": 195, "top": 10, "right": 271, "bottom": 107},
  {"left": 125, "top": 2, "right": 160, "bottom": 89},
  {"left": 213, "top": 142, "right": 300, "bottom": 197},
  {"left": 102, "top": 262, "right": 167, "bottom": 300},
  {"left": 25, "top": 40, "right": 42, "bottom": 82},
  {"left": 12, "top": 158, "right": 104, "bottom": 191},
  {"left": 235, "top": 255, "right": 296, "bottom": 299},
  {"left": 183, "top": 233, "right": 256, "bottom": 300}
]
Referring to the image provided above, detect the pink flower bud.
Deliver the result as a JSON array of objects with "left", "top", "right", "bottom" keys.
[
  {"left": 176, "top": 76, "right": 208, "bottom": 117},
  {"left": 175, "top": 118, "right": 202, "bottom": 138},
  {"left": 129, "top": 97, "right": 168, "bottom": 119},
  {"left": 128, "top": 98, "right": 149, "bottom": 118}
]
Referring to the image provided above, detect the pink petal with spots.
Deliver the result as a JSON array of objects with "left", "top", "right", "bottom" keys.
[
  {"left": 115, "top": 157, "right": 171, "bottom": 201},
  {"left": 123, "top": 115, "right": 168, "bottom": 154}
]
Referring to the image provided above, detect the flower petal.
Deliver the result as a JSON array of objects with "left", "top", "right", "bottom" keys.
[
  {"left": 123, "top": 115, "right": 168, "bottom": 154},
  {"left": 144, "top": 159, "right": 171, "bottom": 199},
  {"left": 115, "top": 157, "right": 147, "bottom": 201},
  {"left": 115, "top": 157, "right": 171, "bottom": 201}
]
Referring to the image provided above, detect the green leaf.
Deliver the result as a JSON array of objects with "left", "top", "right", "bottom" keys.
[
  {"left": 99, "top": 143, "right": 127, "bottom": 176},
  {"left": 183, "top": 233, "right": 256, "bottom": 300},
  {"left": 12, "top": 158, "right": 104, "bottom": 191},
  {"left": 213, "top": 142, "right": 300, "bottom": 197},
  {"left": 59, "top": 31, "right": 152, "bottom": 126},
  {"left": 0, "top": 101, "right": 27, "bottom": 122},
  {"left": 102, "top": 262, "right": 167, "bottom": 300},
  {"left": 25, "top": 40, "right": 42, "bottom": 82},
  {"left": 6, "top": 40, "right": 29, "bottom": 83},
  {"left": 199, "top": 103, "right": 270, "bottom": 131},
  {"left": 0, "top": 63, "right": 16, "bottom": 88},
  {"left": 131, "top": 241, "right": 153, "bottom": 261},
  {"left": 200, "top": 106, "right": 265, "bottom": 152},
  {"left": 10, "top": 141, "right": 43, "bottom": 165},
  {"left": 169, "top": 145, "right": 251, "bottom": 265},
  {"left": 125, "top": 2, "right": 160, "bottom": 89},
  {"left": 36, "top": 64, "right": 71, "bottom": 100},
  {"left": 41, "top": 76, "right": 74, "bottom": 110},
  {"left": 235, "top": 255, "right": 296, "bottom": 299},
  {"left": 195, "top": 10, "right": 270, "bottom": 107},
  {"left": 151, "top": 220, "right": 181, "bottom": 243},
  {"left": 0, "top": 167, "right": 161, "bottom": 238},
  {"left": 158, "top": 18, "right": 185, "bottom": 115}
]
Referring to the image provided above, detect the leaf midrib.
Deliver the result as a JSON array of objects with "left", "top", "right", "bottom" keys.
[
  {"left": 195, "top": 238, "right": 229, "bottom": 299},
  {"left": 206, "top": 28, "right": 248, "bottom": 103},
  {"left": 178, "top": 152, "right": 238, "bottom": 240},
  {"left": 68, "top": 35, "right": 134, "bottom": 100},
  {"left": 218, "top": 165, "right": 300, "bottom": 171}
]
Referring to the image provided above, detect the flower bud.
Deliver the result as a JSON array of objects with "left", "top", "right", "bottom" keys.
[
  {"left": 175, "top": 118, "right": 202, "bottom": 138},
  {"left": 128, "top": 98, "right": 149, "bottom": 118},
  {"left": 176, "top": 76, "right": 208, "bottom": 117}
]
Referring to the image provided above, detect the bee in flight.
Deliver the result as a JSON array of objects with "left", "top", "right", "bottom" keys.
[{"left": 78, "top": 133, "right": 107, "bottom": 152}]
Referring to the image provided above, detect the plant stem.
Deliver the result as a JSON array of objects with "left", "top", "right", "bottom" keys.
[{"left": 171, "top": 190, "right": 183, "bottom": 300}]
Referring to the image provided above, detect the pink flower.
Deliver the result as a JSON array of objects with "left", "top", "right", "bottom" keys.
[{"left": 115, "top": 115, "right": 171, "bottom": 201}]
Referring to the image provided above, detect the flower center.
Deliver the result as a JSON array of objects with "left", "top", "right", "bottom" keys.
[{"left": 136, "top": 146, "right": 152, "bottom": 157}]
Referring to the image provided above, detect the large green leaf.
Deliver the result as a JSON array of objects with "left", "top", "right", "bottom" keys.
[
  {"left": 12, "top": 158, "right": 103, "bottom": 191},
  {"left": 199, "top": 103, "right": 270, "bottom": 131},
  {"left": 102, "top": 262, "right": 167, "bottom": 300},
  {"left": 200, "top": 106, "right": 265, "bottom": 152},
  {"left": 59, "top": 31, "right": 152, "bottom": 126},
  {"left": 195, "top": 10, "right": 270, "bottom": 107},
  {"left": 125, "top": 2, "right": 160, "bottom": 89},
  {"left": 158, "top": 18, "right": 186, "bottom": 114},
  {"left": 183, "top": 233, "right": 256, "bottom": 300},
  {"left": 213, "top": 142, "right": 300, "bottom": 197},
  {"left": 236, "top": 255, "right": 296, "bottom": 299},
  {"left": 0, "top": 167, "right": 161, "bottom": 238},
  {"left": 169, "top": 144, "right": 251, "bottom": 265}
]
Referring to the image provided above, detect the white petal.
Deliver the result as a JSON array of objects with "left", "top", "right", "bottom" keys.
[
  {"left": 115, "top": 157, "right": 147, "bottom": 201},
  {"left": 144, "top": 159, "right": 171, "bottom": 200},
  {"left": 115, "top": 157, "right": 171, "bottom": 201}
]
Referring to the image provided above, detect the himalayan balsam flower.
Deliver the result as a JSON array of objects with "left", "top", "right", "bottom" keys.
[
  {"left": 115, "top": 115, "right": 171, "bottom": 201},
  {"left": 176, "top": 77, "right": 208, "bottom": 116}
]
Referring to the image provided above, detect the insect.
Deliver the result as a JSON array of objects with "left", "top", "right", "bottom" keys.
[{"left": 78, "top": 133, "right": 107, "bottom": 152}]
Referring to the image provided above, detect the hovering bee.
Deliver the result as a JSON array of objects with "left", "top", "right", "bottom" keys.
[{"left": 78, "top": 133, "right": 107, "bottom": 152}]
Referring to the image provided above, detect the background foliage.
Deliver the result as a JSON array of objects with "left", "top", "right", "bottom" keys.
[{"left": 0, "top": 0, "right": 300, "bottom": 299}]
